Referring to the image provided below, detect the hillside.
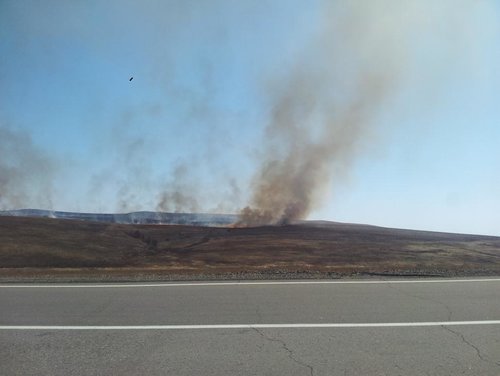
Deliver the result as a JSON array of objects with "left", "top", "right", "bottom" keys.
[
  {"left": 0, "top": 209, "right": 237, "bottom": 226},
  {"left": 1, "top": 216, "right": 499, "bottom": 280}
]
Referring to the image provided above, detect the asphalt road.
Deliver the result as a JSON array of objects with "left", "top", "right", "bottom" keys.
[{"left": 1, "top": 279, "right": 499, "bottom": 375}]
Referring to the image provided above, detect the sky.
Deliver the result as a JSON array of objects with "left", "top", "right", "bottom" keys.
[{"left": 1, "top": 0, "right": 499, "bottom": 235}]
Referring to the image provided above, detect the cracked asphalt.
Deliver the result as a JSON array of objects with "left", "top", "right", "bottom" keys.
[{"left": 1, "top": 279, "right": 499, "bottom": 375}]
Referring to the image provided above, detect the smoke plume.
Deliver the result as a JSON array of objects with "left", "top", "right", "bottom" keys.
[
  {"left": 238, "top": 1, "right": 469, "bottom": 226},
  {"left": 1, "top": 0, "right": 495, "bottom": 220},
  {"left": 156, "top": 163, "right": 200, "bottom": 213},
  {"left": 0, "top": 126, "right": 56, "bottom": 210}
]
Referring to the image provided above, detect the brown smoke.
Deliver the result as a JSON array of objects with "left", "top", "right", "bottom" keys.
[
  {"left": 238, "top": 1, "right": 460, "bottom": 226},
  {"left": 0, "top": 126, "right": 56, "bottom": 210},
  {"left": 2, "top": 1, "right": 491, "bottom": 216},
  {"left": 156, "top": 163, "right": 200, "bottom": 213}
]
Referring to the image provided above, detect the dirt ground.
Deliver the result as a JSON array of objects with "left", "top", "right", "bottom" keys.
[{"left": 1, "top": 216, "right": 499, "bottom": 281}]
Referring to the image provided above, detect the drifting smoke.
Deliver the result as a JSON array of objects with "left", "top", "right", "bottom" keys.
[
  {"left": 1, "top": 0, "right": 495, "bottom": 219},
  {"left": 156, "top": 163, "right": 200, "bottom": 213},
  {"left": 238, "top": 1, "right": 476, "bottom": 226},
  {"left": 0, "top": 126, "right": 55, "bottom": 210}
]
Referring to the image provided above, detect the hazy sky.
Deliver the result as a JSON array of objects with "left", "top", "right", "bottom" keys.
[{"left": 1, "top": 0, "right": 499, "bottom": 235}]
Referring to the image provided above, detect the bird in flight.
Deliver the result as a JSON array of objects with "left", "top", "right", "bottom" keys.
[{"left": 129, "top": 77, "right": 133, "bottom": 81}]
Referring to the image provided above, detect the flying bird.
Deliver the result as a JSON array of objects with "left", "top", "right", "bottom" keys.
[{"left": 129, "top": 77, "right": 133, "bottom": 81}]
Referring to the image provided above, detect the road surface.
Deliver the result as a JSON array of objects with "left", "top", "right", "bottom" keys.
[{"left": 1, "top": 278, "right": 499, "bottom": 375}]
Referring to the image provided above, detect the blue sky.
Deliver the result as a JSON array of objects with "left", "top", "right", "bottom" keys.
[{"left": 1, "top": 0, "right": 499, "bottom": 235}]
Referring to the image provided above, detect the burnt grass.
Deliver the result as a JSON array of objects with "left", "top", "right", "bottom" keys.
[{"left": 1, "top": 216, "right": 500, "bottom": 280}]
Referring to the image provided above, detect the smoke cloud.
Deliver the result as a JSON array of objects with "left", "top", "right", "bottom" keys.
[
  {"left": 0, "top": 126, "right": 56, "bottom": 210},
  {"left": 238, "top": 1, "right": 480, "bottom": 226},
  {"left": 1, "top": 0, "right": 495, "bottom": 222},
  {"left": 156, "top": 163, "right": 200, "bottom": 213}
]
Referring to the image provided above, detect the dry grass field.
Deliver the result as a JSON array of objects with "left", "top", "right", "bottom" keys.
[{"left": 1, "top": 216, "right": 499, "bottom": 280}]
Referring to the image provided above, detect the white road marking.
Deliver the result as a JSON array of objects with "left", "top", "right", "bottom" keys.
[
  {"left": 1, "top": 321, "right": 500, "bottom": 330},
  {"left": 1, "top": 278, "right": 500, "bottom": 288}
]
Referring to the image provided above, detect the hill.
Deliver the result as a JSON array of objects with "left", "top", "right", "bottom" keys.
[
  {"left": 0, "top": 209, "right": 237, "bottom": 226},
  {"left": 0, "top": 216, "right": 499, "bottom": 281}
]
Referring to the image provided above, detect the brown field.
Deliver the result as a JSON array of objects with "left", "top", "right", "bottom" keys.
[{"left": 0, "top": 216, "right": 499, "bottom": 281}]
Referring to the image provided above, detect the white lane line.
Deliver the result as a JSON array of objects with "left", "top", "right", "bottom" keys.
[
  {"left": 1, "top": 321, "right": 500, "bottom": 330},
  {"left": 1, "top": 278, "right": 500, "bottom": 288}
]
